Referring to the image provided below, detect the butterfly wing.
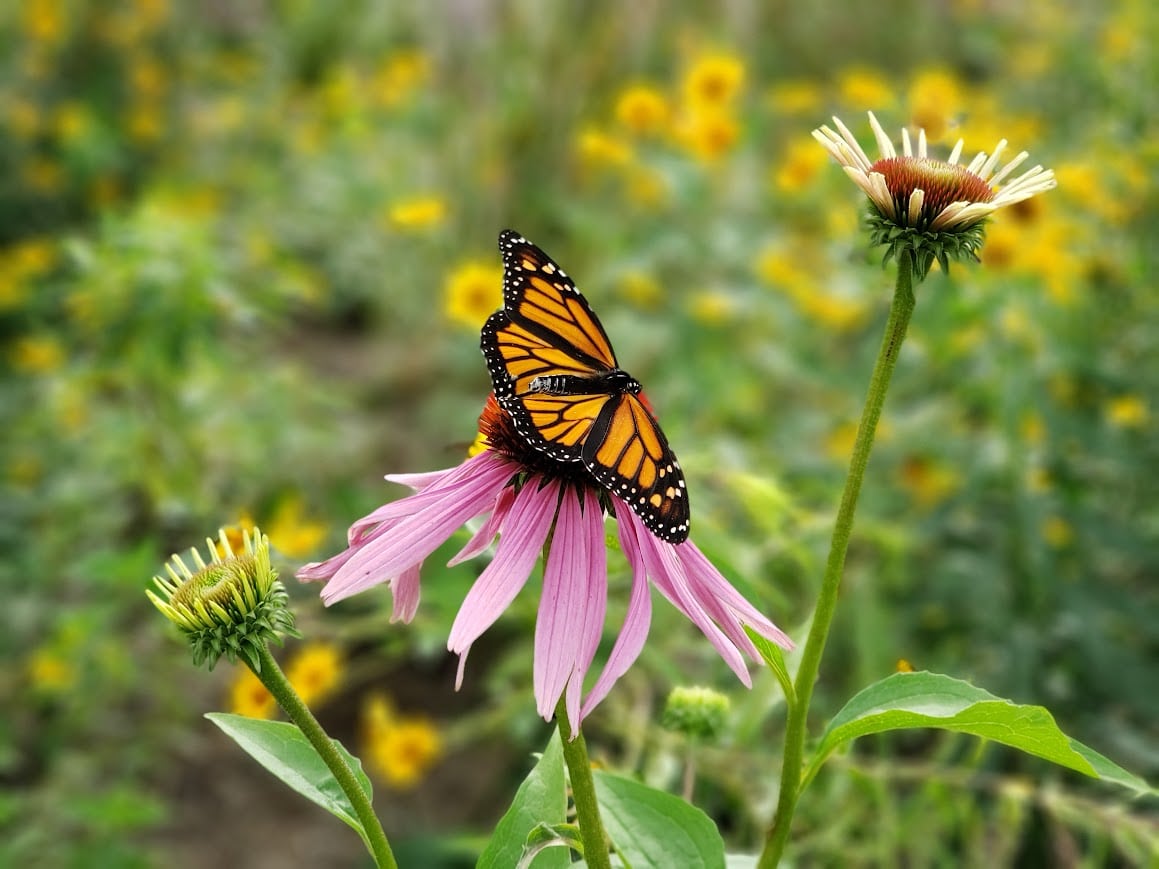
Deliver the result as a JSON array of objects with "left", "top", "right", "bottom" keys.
[
  {"left": 481, "top": 311, "right": 613, "bottom": 462},
  {"left": 584, "top": 394, "right": 690, "bottom": 543},
  {"left": 498, "top": 230, "right": 618, "bottom": 371}
]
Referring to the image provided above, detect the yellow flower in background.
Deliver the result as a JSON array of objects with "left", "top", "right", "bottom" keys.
[
  {"left": 1106, "top": 396, "right": 1148, "bottom": 429},
  {"left": 28, "top": 649, "right": 76, "bottom": 693},
  {"left": 387, "top": 196, "right": 447, "bottom": 231},
  {"left": 689, "top": 290, "right": 734, "bottom": 326},
  {"left": 53, "top": 102, "right": 93, "bottom": 144},
  {"left": 23, "top": 158, "right": 64, "bottom": 193},
  {"left": 683, "top": 52, "right": 745, "bottom": 109},
  {"left": 766, "top": 80, "right": 823, "bottom": 115},
  {"left": 675, "top": 109, "right": 739, "bottom": 163},
  {"left": 6, "top": 99, "right": 43, "bottom": 140},
  {"left": 838, "top": 67, "right": 894, "bottom": 109},
  {"left": 1020, "top": 412, "right": 1046, "bottom": 447},
  {"left": 907, "top": 68, "right": 965, "bottom": 142},
  {"left": 374, "top": 50, "right": 431, "bottom": 108},
  {"left": 229, "top": 666, "right": 276, "bottom": 719},
  {"left": 128, "top": 55, "right": 168, "bottom": 100},
  {"left": 362, "top": 694, "right": 443, "bottom": 789},
  {"left": 772, "top": 137, "right": 828, "bottom": 193},
  {"left": 267, "top": 496, "right": 327, "bottom": 558},
  {"left": 12, "top": 336, "right": 65, "bottom": 373},
  {"left": 285, "top": 642, "right": 344, "bottom": 707},
  {"left": 625, "top": 164, "right": 669, "bottom": 208},
  {"left": 1042, "top": 516, "right": 1074, "bottom": 548},
  {"left": 899, "top": 456, "right": 961, "bottom": 508},
  {"left": 576, "top": 126, "right": 634, "bottom": 169},
  {"left": 444, "top": 261, "right": 502, "bottom": 329},
  {"left": 23, "top": 0, "right": 66, "bottom": 44},
  {"left": 125, "top": 105, "right": 165, "bottom": 144},
  {"left": 618, "top": 270, "right": 663, "bottom": 309},
  {"left": 218, "top": 514, "right": 257, "bottom": 559},
  {"left": 615, "top": 84, "right": 670, "bottom": 137}
]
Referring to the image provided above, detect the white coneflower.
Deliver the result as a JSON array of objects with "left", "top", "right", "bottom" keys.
[{"left": 813, "top": 111, "right": 1056, "bottom": 278}]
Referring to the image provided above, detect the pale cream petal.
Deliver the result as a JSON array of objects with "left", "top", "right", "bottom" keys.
[
  {"left": 868, "top": 111, "right": 896, "bottom": 159},
  {"left": 989, "top": 150, "right": 1029, "bottom": 186},
  {"left": 907, "top": 188, "right": 925, "bottom": 225},
  {"left": 832, "top": 116, "right": 874, "bottom": 171},
  {"left": 977, "top": 140, "right": 1008, "bottom": 180},
  {"left": 948, "top": 139, "right": 964, "bottom": 165},
  {"left": 901, "top": 127, "right": 913, "bottom": 157}
]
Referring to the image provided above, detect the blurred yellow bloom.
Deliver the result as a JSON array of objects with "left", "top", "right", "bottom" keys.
[
  {"left": 896, "top": 658, "right": 915, "bottom": 673},
  {"left": 1025, "top": 466, "right": 1052, "bottom": 494},
  {"left": 387, "top": 196, "right": 447, "bottom": 231},
  {"left": 6, "top": 99, "right": 42, "bottom": 139},
  {"left": 1042, "top": 516, "right": 1073, "bottom": 548},
  {"left": 129, "top": 55, "right": 168, "bottom": 99},
  {"left": 838, "top": 67, "right": 894, "bottom": 109},
  {"left": 5, "top": 237, "right": 57, "bottom": 278},
  {"left": 467, "top": 428, "right": 490, "bottom": 458},
  {"left": 766, "top": 80, "right": 823, "bottom": 115},
  {"left": 1105, "top": 396, "right": 1148, "bottom": 429},
  {"left": 229, "top": 666, "right": 276, "bottom": 719},
  {"left": 134, "top": 0, "right": 170, "bottom": 28},
  {"left": 899, "top": 456, "right": 960, "bottom": 508},
  {"left": 362, "top": 694, "right": 443, "bottom": 789},
  {"left": 218, "top": 514, "right": 257, "bottom": 559},
  {"left": 23, "top": 158, "right": 63, "bottom": 193},
  {"left": 771, "top": 137, "right": 828, "bottom": 193},
  {"left": 689, "top": 290, "right": 734, "bottom": 325},
  {"left": 618, "top": 270, "right": 663, "bottom": 309},
  {"left": 23, "top": 0, "right": 66, "bottom": 44},
  {"left": 374, "top": 50, "right": 430, "bottom": 108},
  {"left": 683, "top": 53, "right": 745, "bottom": 109},
  {"left": 125, "top": 105, "right": 165, "bottom": 144},
  {"left": 285, "top": 642, "right": 344, "bottom": 707},
  {"left": 824, "top": 421, "right": 859, "bottom": 462},
  {"left": 907, "top": 68, "right": 964, "bottom": 143},
  {"left": 1020, "top": 412, "right": 1046, "bottom": 447},
  {"left": 626, "top": 165, "right": 668, "bottom": 207},
  {"left": 615, "top": 84, "right": 670, "bottom": 136},
  {"left": 268, "top": 496, "right": 327, "bottom": 558},
  {"left": 53, "top": 102, "right": 93, "bottom": 143},
  {"left": 798, "top": 293, "right": 869, "bottom": 332},
  {"left": 576, "top": 126, "right": 634, "bottom": 168},
  {"left": 444, "top": 261, "right": 502, "bottom": 329},
  {"left": 28, "top": 649, "right": 76, "bottom": 693},
  {"left": 12, "top": 336, "right": 65, "bottom": 373},
  {"left": 675, "top": 109, "right": 739, "bottom": 163}
]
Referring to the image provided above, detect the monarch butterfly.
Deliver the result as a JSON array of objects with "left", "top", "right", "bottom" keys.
[{"left": 480, "top": 230, "right": 690, "bottom": 543}]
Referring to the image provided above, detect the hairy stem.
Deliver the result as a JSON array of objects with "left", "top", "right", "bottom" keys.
[
  {"left": 760, "top": 251, "right": 916, "bottom": 867},
  {"left": 557, "top": 699, "right": 612, "bottom": 869}
]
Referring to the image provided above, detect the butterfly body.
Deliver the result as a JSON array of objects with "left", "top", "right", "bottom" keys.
[{"left": 481, "top": 230, "right": 690, "bottom": 543}]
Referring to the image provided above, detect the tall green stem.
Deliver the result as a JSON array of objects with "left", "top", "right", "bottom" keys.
[
  {"left": 759, "top": 251, "right": 917, "bottom": 867},
  {"left": 254, "top": 645, "right": 397, "bottom": 869},
  {"left": 557, "top": 698, "right": 612, "bottom": 869}
]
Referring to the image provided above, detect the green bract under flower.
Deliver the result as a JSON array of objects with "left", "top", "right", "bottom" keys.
[
  {"left": 148, "top": 527, "right": 299, "bottom": 671},
  {"left": 813, "top": 111, "right": 1056, "bottom": 280}
]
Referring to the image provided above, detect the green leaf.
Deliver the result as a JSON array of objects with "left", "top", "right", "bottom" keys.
[
  {"left": 810, "top": 672, "right": 1154, "bottom": 796},
  {"left": 205, "top": 713, "right": 373, "bottom": 843},
  {"left": 594, "top": 771, "right": 725, "bottom": 868},
  {"left": 745, "top": 625, "right": 795, "bottom": 707},
  {"left": 478, "top": 732, "right": 570, "bottom": 869}
]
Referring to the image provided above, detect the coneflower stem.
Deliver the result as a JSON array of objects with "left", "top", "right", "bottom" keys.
[
  {"left": 254, "top": 645, "right": 397, "bottom": 869},
  {"left": 557, "top": 698, "right": 612, "bottom": 869},
  {"left": 760, "top": 251, "right": 917, "bottom": 867}
]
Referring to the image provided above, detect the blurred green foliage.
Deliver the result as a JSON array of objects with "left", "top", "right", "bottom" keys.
[{"left": 1, "top": 0, "right": 1155, "bottom": 865}]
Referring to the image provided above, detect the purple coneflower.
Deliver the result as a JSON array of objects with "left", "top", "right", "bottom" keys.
[
  {"left": 298, "top": 395, "right": 792, "bottom": 732},
  {"left": 813, "top": 110, "right": 1056, "bottom": 278}
]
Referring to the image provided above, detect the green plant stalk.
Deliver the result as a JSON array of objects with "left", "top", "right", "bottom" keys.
[
  {"left": 254, "top": 645, "right": 397, "bottom": 869},
  {"left": 759, "top": 251, "right": 917, "bottom": 867},
  {"left": 557, "top": 697, "right": 613, "bottom": 869}
]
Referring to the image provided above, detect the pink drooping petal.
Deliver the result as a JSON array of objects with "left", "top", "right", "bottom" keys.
[
  {"left": 447, "top": 479, "right": 560, "bottom": 661},
  {"left": 630, "top": 512, "right": 752, "bottom": 684},
  {"left": 349, "top": 452, "right": 510, "bottom": 545},
  {"left": 570, "top": 488, "right": 608, "bottom": 727},
  {"left": 448, "top": 484, "right": 516, "bottom": 566},
  {"left": 536, "top": 488, "right": 587, "bottom": 725},
  {"left": 681, "top": 541, "right": 793, "bottom": 652},
  {"left": 391, "top": 563, "right": 422, "bottom": 623},
  {"left": 322, "top": 455, "right": 514, "bottom": 604},
  {"left": 296, "top": 544, "right": 361, "bottom": 583},
  {"left": 581, "top": 508, "right": 654, "bottom": 719}
]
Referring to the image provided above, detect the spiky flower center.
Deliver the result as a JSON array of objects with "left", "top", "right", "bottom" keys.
[
  {"left": 871, "top": 156, "right": 994, "bottom": 226},
  {"left": 171, "top": 556, "right": 257, "bottom": 613}
]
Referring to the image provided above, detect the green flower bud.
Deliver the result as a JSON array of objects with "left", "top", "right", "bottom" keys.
[
  {"left": 148, "top": 527, "right": 299, "bottom": 671},
  {"left": 661, "top": 685, "right": 730, "bottom": 742}
]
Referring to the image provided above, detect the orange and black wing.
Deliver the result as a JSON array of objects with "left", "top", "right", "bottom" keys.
[
  {"left": 584, "top": 394, "right": 689, "bottom": 543},
  {"left": 481, "top": 310, "right": 613, "bottom": 463}
]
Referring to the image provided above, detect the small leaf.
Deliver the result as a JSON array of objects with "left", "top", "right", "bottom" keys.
[
  {"left": 478, "top": 732, "right": 570, "bottom": 869},
  {"left": 594, "top": 771, "right": 725, "bottom": 868},
  {"left": 809, "top": 672, "right": 1154, "bottom": 796},
  {"left": 205, "top": 713, "right": 374, "bottom": 842},
  {"left": 745, "top": 625, "right": 795, "bottom": 707}
]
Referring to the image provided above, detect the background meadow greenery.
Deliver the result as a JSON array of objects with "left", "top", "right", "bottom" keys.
[{"left": 3, "top": 0, "right": 1156, "bottom": 865}]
